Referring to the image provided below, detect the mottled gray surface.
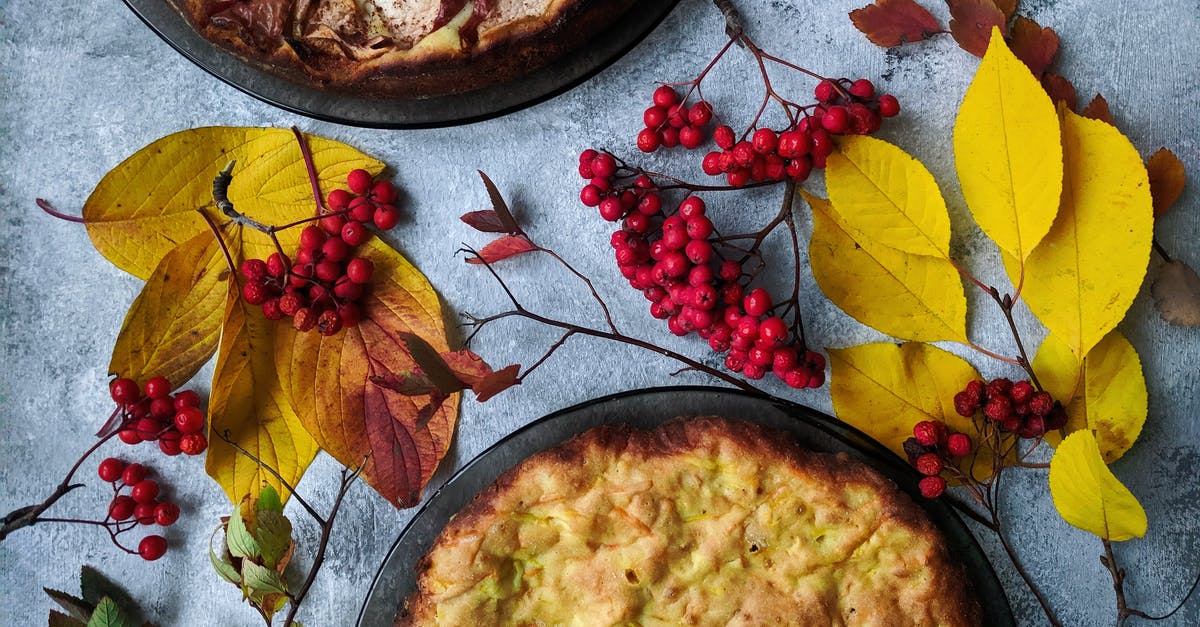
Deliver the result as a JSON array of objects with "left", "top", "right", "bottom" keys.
[{"left": 0, "top": 0, "right": 1197, "bottom": 625}]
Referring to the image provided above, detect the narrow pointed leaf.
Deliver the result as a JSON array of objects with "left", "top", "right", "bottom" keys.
[
  {"left": 225, "top": 500, "right": 261, "bottom": 560},
  {"left": 476, "top": 170, "right": 519, "bottom": 234},
  {"left": 1003, "top": 108, "right": 1153, "bottom": 359},
  {"left": 808, "top": 192, "right": 967, "bottom": 343},
  {"left": 83, "top": 128, "right": 382, "bottom": 280},
  {"left": 465, "top": 236, "right": 538, "bottom": 264},
  {"left": 473, "top": 364, "right": 521, "bottom": 402},
  {"left": 1049, "top": 430, "right": 1147, "bottom": 541},
  {"left": 954, "top": 27, "right": 1063, "bottom": 263},
  {"left": 44, "top": 589, "right": 92, "bottom": 622},
  {"left": 460, "top": 210, "right": 509, "bottom": 233},
  {"left": 825, "top": 135, "right": 952, "bottom": 258}
]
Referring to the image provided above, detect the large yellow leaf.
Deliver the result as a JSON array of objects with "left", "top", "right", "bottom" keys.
[
  {"left": 207, "top": 286, "right": 319, "bottom": 504},
  {"left": 808, "top": 192, "right": 968, "bottom": 343},
  {"left": 825, "top": 135, "right": 951, "bottom": 257},
  {"left": 83, "top": 127, "right": 383, "bottom": 279},
  {"left": 1048, "top": 430, "right": 1147, "bottom": 541},
  {"left": 1004, "top": 107, "right": 1153, "bottom": 359},
  {"left": 1043, "top": 331, "right": 1147, "bottom": 462},
  {"left": 829, "top": 343, "right": 991, "bottom": 478},
  {"left": 108, "top": 229, "right": 233, "bottom": 388},
  {"left": 953, "top": 26, "right": 1062, "bottom": 263},
  {"left": 276, "top": 238, "right": 457, "bottom": 508}
]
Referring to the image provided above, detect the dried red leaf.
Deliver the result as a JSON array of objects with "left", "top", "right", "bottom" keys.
[
  {"left": 477, "top": 170, "right": 520, "bottom": 234},
  {"left": 473, "top": 364, "right": 521, "bottom": 402},
  {"left": 465, "top": 235, "right": 538, "bottom": 264},
  {"left": 992, "top": 0, "right": 1017, "bottom": 19},
  {"left": 1008, "top": 16, "right": 1058, "bottom": 77},
  {"left": 1041, "top": 72, "right": 1077, "bottom": 110},
  {"left": 848, "top": 0, "right": 944, "bottom": 47},
  {"left": 948, "top": 0, "right": 1006, "bottom": 57},
  {"left": 1152, "top": 260, "right": 1200, "bottom": 326},
  {"left": 399, "top": 332, "right": 465, "bottom": 394},
  {"left": 1146, "top": 148, "right": 1186, "bottom": 218},
  {"left": 1081, "top": 94, "right": 1115, "bottom": 126},
  {"left": 460, "top": 210, "right": 511, "bottom": 233}
]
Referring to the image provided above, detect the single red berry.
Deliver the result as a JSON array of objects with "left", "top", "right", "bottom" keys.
[
  {"left": 652, "top": 85, "right": 679, "bottom": 108},
  {"left": 278, "top": 293, "right": 303, "bottom": 316},
  {"left": 154, "top": 502, "right": 180, "bottom": 527},
  {"left": 947, "top": 433, "right": 972, "bottom": 458},
  {"left": 292, "top": 308, "right": 317, "bottom": 332},
  {"left": 878, "top": 94, "right": 900, "bottom": 118},
  {"left": 371, "top": 180, "right": 398, "bottom": 204},
  {"left": 134, "top": 502, "right": 157, "bottom": 525},
  {"left": 179, "top": 433, "right": 208, "bottom": 456},
  {"left": 719, "top": 259, "right": 741, "bottom": 281},
  {"left": 810, "top": 129, "right": 833, "bottom": 157},
  {"left": 777, "top": 130, "right": 812, "bottom": 158},
  {"left": 678, "top": 196, "right": 706, "bottom": 220},
  {"left": 678, "top": 125, "right": 704, "bottom": 150},
  {"left": 313, "top": 259, "right": 341, "bottom": 284},
  {"left": 814, "top": 80, "right": 837, "bottom": 103},
  {"left": 98, "top": 457, "right": 126, "bottom": 483},
  {"left": 348, "top": 196, "right": 375, "bottom": 223},
  {"left": 743, "top": 288, "right": 772, "bottom": 317},
  {"left": 985, "top": 396, "right": 1013, "bottom": 422},
  {"left": 751, "top": 128, "right": 778, "bottom": 154},
  {"left": 919, "top": 476, "right": 947, "bottom": 499},
  {"left": 1017, "top": 415, "right": 1047, "bottom": 439},
  {"left": 135, "top": 418, "right": 163, "bottom": 441},
  {"left": 175, "top": 391, "right": 202, "bottom": 412},
  {"left": 240, "top": 259, "right": 268, "bottom": 281},
  {"left": 149, "top": 397, "right": 175, "bottom": 418},
  {"left": 138, "top": 535, "right": 168, "bottom": 561},
  {"left": 598, "top": 197, "right": 625, "bottom": 221},
  {"left": 644, "top": 106, "right": 668, "bottom": 128},
  {"left": 688, "top": 100, "right": 713, "bottom": 126},
  {"left": 1007, "top": 380, "right": 1033, "bottom": 404},
  {"left": 300, "top": 225, "right": 327, "bottom": 251},
  {"left": 821, "top": 106, "right": 850, "bottom": 133},
  {"left": 327, "top": 188, "right": 352, "bottom": 211},
  {"left": 110, "top": 378, "right": 141, "bottom": 405},
  {"left": 261, "top": 298, "right": 284, "bottom": 321},
  {"left": 579, "top": 148, "right": 598, "bottom": 164},
  {"left": 660, "top": 127, "right": 679, "bottom": 148},
  {"left": 772, "top": 346, "right": 798, "bottom": 373},
  {"left": 758, "top": 317, "right": 787, "bottom": 347},
  {"left": 915, "top": 453, "right": 944, "bottom": 476},
  {"left": 637, "top": 193, "right": 663, "bottom": 216},
  {"left": 174, "top": 406, "right": 205, "bottom": 434},
  {"left": 804, "top": 350, "right": 826, "bottom": 371},
  {"left": 109, "top": 495, "right": 136, "bottom": 521},
  {"left": 341, "top": 221, "right": 371, "bottom": 247},
  {"left": 713, "top": 125, "right": 736, "bottom": 150},
  {"left": 373, "top": 205, "right": 401, "bottom": 230},
  {"left": 727, "top": 169, "right": 750, "bottom": 188},
  {"left": 320, "top": 208, "right": 348, "bottom": 235},
  {"left": 117, "top": 429, "right": 142, "bottom": 445},
  {"left": 1044, "top": 404, "right": 1068, "bottom": 430},
  {"left": 685, "top": 216, "right": 714, "bottom": 240},
  {"left": 953, "top": 391, "right": 979, "bottom": 417},
  {"left": 684, "top": 239, "right": 713, "bottom": 265},
  {"left": 317, "top": 310, "right": 344, "bottom": 336},
  {"left": 334, "top": 279, "right": 364, "bottom": 301},
  {"left": 241, "top": 280, "right": 269, "bottom": 305},
  {"left": 849, "top": 78, "right": 875, "bottom": 100},
  {"left": 986, "top": 378, "right": 1013, "bottom": 399},
  {"left": 1029, "top": 392, "right": 1055, "bottom": 417},
  {"left": 346, "top": 169, "right": 372, "bottom": 195},
  {"left": 130, "top": 480, "right": 159, "bottom": 504},
  {"left": 807, "top": 370, "right": 826, "bottom": 388},
  {"left": 321, "top": 237, "right": 351, "bottom": 263},
  {"left": 735, "top": 316, "right": 760, "bottom": 342},
  {"left": 158, "top": 431, "right": 182, "bottom": 456},
  {"left": 580, "top": 185, "right": 602, "bottom": 207},
  {"left": 742, "top": 362, "right": 767, "bottom": 380},
  {"left": 266, "top": 252, "right": 289, "bottom": 278},
  {"left": 912, "top": 421, "right": 941, "bottom": 447},
  {"left": 637, "top": 128, "right": 660, "bottom": 153},
  {"left": 964, "top": 380, "right": 985, "bottom": 404}
]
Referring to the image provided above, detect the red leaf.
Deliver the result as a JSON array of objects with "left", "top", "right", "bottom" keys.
[
  {"left": 399, "top": 332, "right": 465, "bottom": 394},
  {"left": 1146, "top": 148, "right": 1186, "bottom": 218},
  {"left": 477, "top": 170, "right": 520, "bottom": 234},
  {"left": 1081, "top": 94, "right": 1115, "bottom": 126},
  {"left": 992, "top": 0, "right": 1017, "bottom": 19},
  {"left": 368, "top": 371, "right": 439, "bottom": 396},
  {"left": 465, "top": 235, "right": 538, "bottom": 264},
  {"left": 1041, "top": 72, "right": 1077, "bottom": 110},
  {"left": 948, "top": 0, "right": 1006, "bottom": 57},
  {"left": 473, "top": 364, "right": 521, "bottom": 402},
  {"left": 1008, "top": 16, "right": 1058, "bottom": 77},
  {"left": 460, "top": 210, "right": 511, "bottom": 233},
  {"left": 848, "top": 0, "right": 944, "bottom": 47}
]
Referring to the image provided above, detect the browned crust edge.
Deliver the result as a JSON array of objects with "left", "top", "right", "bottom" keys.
[
  {"left": 396, "top": 416, "right": 982, "bottom": 625},
  {"left": 171, "top": 0, "right": 636, "bottom": 98}
]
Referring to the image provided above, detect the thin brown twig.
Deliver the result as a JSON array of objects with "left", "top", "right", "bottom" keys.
[{"left": 213, "top": 430, "right": 324, "bottom": 525}]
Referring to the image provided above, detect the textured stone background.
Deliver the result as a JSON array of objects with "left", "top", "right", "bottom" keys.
[{"left": 1, "top": 0, "right": 1197, "bottom": 625}]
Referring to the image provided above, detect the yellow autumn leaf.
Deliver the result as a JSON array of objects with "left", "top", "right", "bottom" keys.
[
  {"left": 275, "top": 238, "right": 457, "bottom": 508},
  {"left": 954, "top": 26, "right": 1062, "bottom": 263},
  {"left": 825, "top": 135, "right": 951, "bottom": 257},
  {"left": 207, "top": 286, "right": 319, "bottom": 504},
  {"left": 1048, "top": 430, "right": 1147, "bottom": 541},
  {"left": 829, "top": 342, "right": 992, "bottom": 478},
  {"left": 1043, "top": 331, "right": 1147, "bottom": 463},
  {"left": 1030, "top": 332, "right": 1083, "bottom": 403},
  {"left": 807, "top": 192, "right": 968, "bottom": 343},
  {"left": 83, "top": 127, "right": 383, "bottom": 280},
  {"left": 1004, "top": 107, "right": 1153, "bottom": 359},
  {"left": 108, "top": 229, "right": 234, "bottom": 388}
]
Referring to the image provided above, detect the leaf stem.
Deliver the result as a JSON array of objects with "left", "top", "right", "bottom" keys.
[
  {"left": 36, "top": 198, "right": 87, "bottom": 223},
  {"left": 290, "top": 126, "right": 326, "bottom": 217},
  {"left": 1152, "top": 238, "right": 1173, "bottom": 264}
]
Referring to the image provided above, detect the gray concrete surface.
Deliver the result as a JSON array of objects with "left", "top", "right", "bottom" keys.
[{"left": 1, "top": 0, "right": 1197, "bottom": 625}]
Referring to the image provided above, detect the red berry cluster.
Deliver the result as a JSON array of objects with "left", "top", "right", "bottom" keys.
[
  {"left": 238, "top": 168, "right": 385, "bottom": 336},
  {"left": 637, "top": 86, "right": 714, "bottom": 153},
  {"left": 903, "top": 420, "right": 974, "bottom": 499},
  {"left": 110, "top": 376, "right": 207, "bottom": 456},
  {"left": 700, "top": 79, "right": 899, "bottom": 188},
  {"left": 954, "top": 379, "right": 1065, "bottom": 438},
  {"left": 578, "top": 150, "right": 826, "bottom": 388},
  {"left": 97, "top": 458, "right": 175, "bottom": 560}
]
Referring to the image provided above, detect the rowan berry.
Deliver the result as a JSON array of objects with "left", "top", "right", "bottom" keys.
[
  {"left": 135, "top": 418, "right": 163, "bottom": 441},
  {"left": 752, "top": 128, "right": 778, "bottom": 154},
  {"left": 964, "top": 380, "right": 985, "bottom": 404},
  {"left": 117, "top": 429, "right": 142, "bottom": 445},
  {"left": 719, "top": 259, "right": 741, "bottom": 281},
  {"left": 154, "top": 502, "right": 180, "bottom": 527},
  {"left": 174, "top": 406, "right": 205, "bottom": 434},
  {"left": 915, "top": 453, "right": 944, "bottom": 476},
  {"left": 591, "top": 153, "right": 617, "bottom": 178},
  {"left": 338, "top": 302, "right": 362, "bottom": 328},
  {"left": 986, "top": 378, "right": 1013, "bottom": 399},
  {"left": 785, "top": 156, "right": 812, "bottom": 181},
  {"left": 777, "top": 130, "right": 812, "bottom": 158},
  {"left": 953, "top": 391, "right": 979, "bottom": 417},
  {"left": 688, "top": 100, "right": 713, "bottom": 126},
  {"left": 134, "top": 502, "right": 157, "bottom": 525},
  {"left": 660, "top": 127, "right": 680, "bottom": 148},
  {"left": 173, "top": 390, "right": 201, "bottom": 410},
  {"left": 985, "top": 396, "right": 1012, "bottom": 422},
  {"left": 138, "top": 535, "right": 168, "bottom": 561},
  {"left": 804, "top": 350, "right": 826, "bottom": 371},
  {"left": 947, "top": 433, "right": 972, "bottom": 458},
  {"left": 878, "top": 94, "right": 900, "bottom": 118},
  {"left": 713, "top": 125, "right": 736, "bottom": 150},
  {"left": 848, "top": 78, "right": 875, "bottom": 100},
  {"left": 814, "top": 79, "right": 836, "bottom": 103},
  {"left": 326, "top": 188, "right": 352, "bottom": 211},
  {"left": 727, "top": 169, "right": 750, "bottom": 187},
  {"left": 317, "top": 310, "right": 344, "bottom": 336},
  {"left": 756, "top": 317, "right": 786, "bottom": 347},
  {"left": 300, "top": 225, "right": 327, "bottom": 251},
  {"left": 346, "top": 168, "right": 372, "bottom": 195},
  {"left": 109, "top": 496, "right": 136, "bottom": 521},
  {"left": 341, "top": 220, "right": 371, "bottom": 247},
  {"left": 242, "top": 280, "right": 270, "bottom": 305},
  {"left": 149, "top": 398, "right": 174, "bottom": 419},
  {"left": 266, "top": 252, "right": 289, "bottom": 278},
  {"left": 98, "top": 457, "right": 126, "bottom": 483},
  {"left": 129, "top": 480, "right": 159, "bottom": 504},
  {"left": 110, "top": 378, "right": 141, "bottom": 405},
  {"left": 158, "top": 431, "right": 182, "bottom": 456},
  {"left": 821, "top": 106, "right": 850, "bottom": 134},
  {"left": 598, "top": 197, "right": 624, "bottom": 221},
  {"left": 652, "top": 85, "right": 679, "bottom": 108},
  {"left": 1017, "top": 416, "right": 1046, "bottom": 439},
  {"left": 179, "top": 433, "right": 208, "bottom": 456},
  {"left": 784, "top": 368, "right": 810, "bottom": 389},
  {"left": 1029, "top": 391, "right": 1054, "bottom": 417},
  {"left": 913, "top": 421, "right": 942, "bottom": 447},
  {"left": 679, "top": 126, "right": 704, "bottom": 149},
  {"left": 240, "top": 258, "right": 268, "bottom": 281},
  {"left": 261, "top": 298, "right": 284, "bottom": 321},
  {"left": 374, "top": 205, "right": 401, "bottom": 230},
  {"left": 637, "top": 128, "right": 660, "bottom": 153},
  {"left": 743, "top": 288, "right": 772, "bottom": 317},
  {"left": 371, "top": 180, "right": 398, "bottom": 204},
  {"left": 919, "top": 476, "right": 946, "bottom": 499},
  {"left": 684, "top": 239, "right": 713, "bottom": 265}
]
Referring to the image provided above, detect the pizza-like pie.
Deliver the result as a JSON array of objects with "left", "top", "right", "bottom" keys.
[
  {"left": 399, "top": 416, "right": 982, "bottom": 625},
  {"left": 171, "top": 0, "right": 636, "bottom": 97}
]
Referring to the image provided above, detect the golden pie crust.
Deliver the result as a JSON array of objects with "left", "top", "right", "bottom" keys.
[
  {"left": 170, "top": 0, "right": 636, "bottom": 98},
  {"left": 398, "top": 416, "right": 982, "bottom": 626}
]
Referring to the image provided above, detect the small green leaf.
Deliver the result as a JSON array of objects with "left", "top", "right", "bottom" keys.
[
  {"left": 44, "top": 589, "right": 93, "bottom": 622},
  {"left": 242, "top": 561, "right": 289, "bottom": 597},
  {"left": 209, "top": 539, "right": 242, "bottom": 585},
  {"left": 225, "top": 502, "right": 261, "bottom": 560},
  {"left": 254, "top": 510, "right": 293, "bottom": 570},
  {"left": 49, "top": 610, "right": 87, "bottom": 627},
  {"left": 256, "top": 485, "right": 284, "bottom": 513},
  {"left": 86, "top": 598, "right": 136, "bottom": 627}
]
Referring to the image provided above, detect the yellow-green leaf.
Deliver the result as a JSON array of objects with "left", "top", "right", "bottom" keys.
[
  {"left": 829, "top": 342, "right": 992, "bottom": 478},
  {"left": 108, "top": 229, "right": 233, "bottom": 388},
  {"left": 83, "top": 127, "right": 383, "bottom": 280},
  {"left": 825, "top": 135, "right": 951, "bottom": 257},
  {"left": 1031, "top": 332, "right": 1083, "bottom": 403},
  {"left": 807, "top": 192, "right": 967, "bottom": 343},
  {"left": 1044, "top": 331, "right": 1147, "bottom": 462},
  {"left": 207, "top": 286, "right": 319, "bottom": 504},
  {"left": 1004, "top": 107, "right": 1153, "bottom": 359},
  {"left": 1048, "top": 430, "right": 1147, "bottom": 541},
  {"left": 954, "top": 26, "right": 1062, "bottom": 263}
]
